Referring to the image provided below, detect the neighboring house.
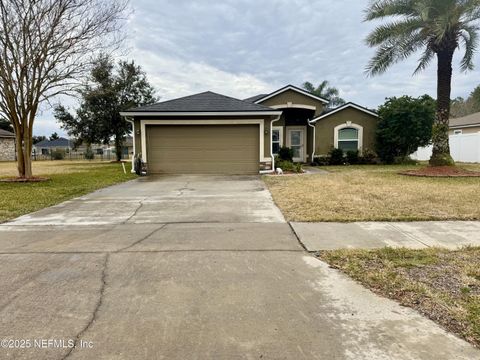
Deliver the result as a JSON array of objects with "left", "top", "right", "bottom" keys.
[
  {"left": 413, "top": 112, "right": 480, "bottom": 163},
  {"left": 33, "top": 137, "right": 132, "bottom": 159},
  {"left": 0, "top": 129, "right": 16, "bottom": 161},
  {"left": 124, "top": 136, "right": 134, "bottom": 156},
  {"left": 77, "top": 136, "right": 133, "bottom": 157},
  {"left": 121, "top": 84, "right": 379, "bottom": 175},
  {"left": 33, "top": 137, "right": 73, "bottom": 155},
  {"left": 106, "top": 136, "right": 134, "bottom": 157},
  {"left": 449, "top": 112, "right": 480, "bottom": 135}
]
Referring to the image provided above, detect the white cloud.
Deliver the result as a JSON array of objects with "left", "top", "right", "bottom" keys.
[
  {"left": 32, "top": 0, "right": 480, "bottom": 135},
  {"left": 127, "top": 0, "right": 480, "bottom": 107},
  {"left": 132, "top": 52, "right": 276, "bottom": 100},
  {"left": 33, "top": 117, "right": 66, "bottom": 137}
]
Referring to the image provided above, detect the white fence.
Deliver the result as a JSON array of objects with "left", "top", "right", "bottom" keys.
[{"left": 411, "top": 133, "right": 480, "bottom": 163}]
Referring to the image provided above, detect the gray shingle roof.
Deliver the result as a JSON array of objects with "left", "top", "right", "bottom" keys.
[
  {"left": 35, "top": 137, "right": 72, "bottom": 148},
  {"left": 124, "top": 91, "right": 276, "bottom": 113},
  {"left": 450, "top": 112, "right": 480, "bottom": 128},
  {"left": 0, "top": 129, "right": 14, "bottom": 138},
  {"left": 243, "top": 94, "right": 268, "bottom": 103}
]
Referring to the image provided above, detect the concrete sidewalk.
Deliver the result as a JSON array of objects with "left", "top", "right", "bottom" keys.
[{"left": 291, "top": 221, "right": 480, "bottom": 251}]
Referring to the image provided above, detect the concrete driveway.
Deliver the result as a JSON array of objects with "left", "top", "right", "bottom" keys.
[{"left": 0, "top": 175, "right": 478, "bottom": 359}]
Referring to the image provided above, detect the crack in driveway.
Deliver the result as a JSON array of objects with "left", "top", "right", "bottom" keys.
[
  {"left": 61, "top": 253, "right": 109, "bottom": 360},
  {"left": 123, "top": 198, "right": 147, "bottom": 224},
  {"left": 177, "top": 182, "right": 192, "bottom": 197},
  {"left": 115, "top": 224, "right": 167, "bottom": 252},
  {"left": 58, "top": 224, "right": 168, "bottom": 359}
]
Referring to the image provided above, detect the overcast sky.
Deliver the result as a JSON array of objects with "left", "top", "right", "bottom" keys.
[{"left": 34, "top": 0, "right": 480, "bottom": 136}]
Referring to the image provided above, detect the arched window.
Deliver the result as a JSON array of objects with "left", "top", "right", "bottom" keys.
[
  {"left": 338, "top": 127, "right": 359, "bottom": 152},
  {"left": 334, "top": 123, "right": 363, "bottom": 153}
]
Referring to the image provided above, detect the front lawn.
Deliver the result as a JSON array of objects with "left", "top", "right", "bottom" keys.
[
  {"left": 264, "top": 164, "right": 480, "bottom": 222},
  {"left": 0, "top": 161, "right": 136, "bottom": 223},
  {"left": 317, "top": 247, "right": 480, "bottom": 347}
]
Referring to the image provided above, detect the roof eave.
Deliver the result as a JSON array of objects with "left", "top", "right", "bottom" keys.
[
  {"left": 120, "top": 111, "right": 283, "bottom": 117},
  {"left": 450, "top": 123, "right": 480, "bottom": 129},
  {"left": 310, "top": 103, "right": 378, "bottom": 123}
]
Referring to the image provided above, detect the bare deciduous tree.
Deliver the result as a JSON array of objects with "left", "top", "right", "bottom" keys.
[{"left": 0, "top": 0, "right": 128, "bottom": 178}]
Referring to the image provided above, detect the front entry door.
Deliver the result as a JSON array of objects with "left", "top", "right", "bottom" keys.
[{"left": 287, "top": 127, "right": 306, "bottom": 162}]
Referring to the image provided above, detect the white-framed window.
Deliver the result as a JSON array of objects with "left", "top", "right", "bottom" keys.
[
  {"left": 334, "top": 123, "right": 363, "bottom": 153},
  {"left": 272, "top": 126, "right": 283, "bottom": 154},
  {"left": 338, "top": 128, "right": 359, "bottom": 152},
  {"left": 453, "top": 129, "right": 463, "bottom": 135}
]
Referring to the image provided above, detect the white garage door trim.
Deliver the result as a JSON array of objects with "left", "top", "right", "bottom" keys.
[{"left": 140, "top": 119, "right": 268, "bottom": 163}]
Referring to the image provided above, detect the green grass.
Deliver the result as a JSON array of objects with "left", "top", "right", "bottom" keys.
[
  {"left": 264, "top": 164, "right": 480, "bottom": 222},
  {"left": 318, "top": 247, "right": 480, "bottom": 347},
  {"left": 0, "top": 161, "right": 136, "bottom": 223}
]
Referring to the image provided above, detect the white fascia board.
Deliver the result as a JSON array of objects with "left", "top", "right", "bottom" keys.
[
  {"left": 120, "top": 111, "right": 283, "bottom": 117},
  {"left": 254, "top": 86, "right": 329, "bottom": 104},
  {"left": 310, "top": 103, "right": 378, "bottom": 123}
]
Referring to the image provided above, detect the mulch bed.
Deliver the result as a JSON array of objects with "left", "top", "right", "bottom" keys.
[
  {"left": 400, "top": 166, "right": 480, "bottom": 177},
  {"left": 0, "top": 177, "right": 50, "bottom": 183}
]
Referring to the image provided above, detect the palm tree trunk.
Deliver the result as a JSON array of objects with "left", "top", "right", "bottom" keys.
[{"left": 430, "top": 49, "right": 455, "bottom": 166}]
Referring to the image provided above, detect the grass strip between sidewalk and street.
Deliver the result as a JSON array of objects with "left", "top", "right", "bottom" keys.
[{"left": 317, "top": 247, "right": 480, "bottom": 347}]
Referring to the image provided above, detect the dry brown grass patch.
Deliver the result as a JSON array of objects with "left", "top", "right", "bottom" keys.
[
  {"left": 0, "top": 160, "right": 111, "bottom": 178},
  {"left": 263, "top": 165, "right": 480, "bottom": 222},
  {"left": 317, "top": 247, "right": 480, "bottom": 347}
]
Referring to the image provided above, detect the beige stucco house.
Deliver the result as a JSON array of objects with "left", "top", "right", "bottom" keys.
[
  {"left": 121, "top": 85, "right": 379, "bottom": 175},
  {"left": 0, "top": 129, "right": 16, "bottom": 161},
  {"left": 450, "top": 112, "right": 480, "bottom": 135}
]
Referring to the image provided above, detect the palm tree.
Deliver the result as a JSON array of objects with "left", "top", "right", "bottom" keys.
[
  {"left": 302, "top": 81, "right": 346, "bottom": 108},
  {"left": 365, "top": 0, "right": 480, "bottom": 166}
]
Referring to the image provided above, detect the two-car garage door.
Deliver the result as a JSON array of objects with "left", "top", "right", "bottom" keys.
[{"left": 146, "top": 124, "right": 260, "bottom": 175}]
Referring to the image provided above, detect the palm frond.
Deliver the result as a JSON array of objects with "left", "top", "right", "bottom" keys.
[
  {"left": 461, "top": 0, "right": 480, "bottom": 23},
  {"left": 413, "top": 47, "right": 435, "bottom": 74},
  {"left": 302, "top": 81, "right": 315, "bottom": 93},
  {"left": 459, "top": 24, "right": 479, "bottom": 71},
  {"left": 316, "top": 80, "right": 329, "bottom": 95},
  {"left": 366, "top": 18, "right": 425, "bottom": 46},
  {"left": 364, "top": 0, "right": 416, "bottom": 21},
  {"left": 366, "top": 32, "right": 426, "bottom": 76},
  {"left": 460, "top": 0, "right": 480, "bottom": 13},
  {"left": 323, "top": 87, "right": 339, "bottom": 98}
]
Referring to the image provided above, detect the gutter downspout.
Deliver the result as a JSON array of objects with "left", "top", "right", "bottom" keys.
[
  {"left": 124, "top": 116, "right": 136, "bottom": 173},
  {"left": 308, "top": 119, "right": 316, "bottom": 163},
  {"left": 259, "top": 115, "right": 281, "bottom": 174}
]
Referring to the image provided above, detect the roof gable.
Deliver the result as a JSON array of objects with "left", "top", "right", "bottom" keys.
[
  {"left": 310, "top": 102, "right": 378, "bottom": 123},
  {"left": 122, "top": 91, "right": 280, "bottom": 114},
  {"left": 253, "top": 85, "right": 329, "bottom": 105}
]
